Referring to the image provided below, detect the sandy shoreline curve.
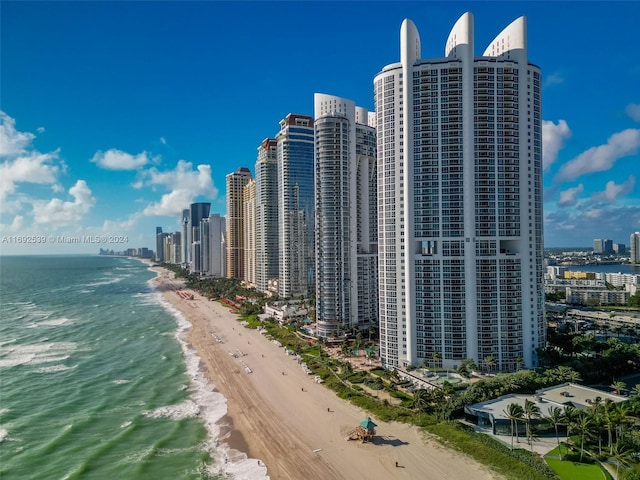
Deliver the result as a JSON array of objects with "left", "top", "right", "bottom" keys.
[{"left": 151, "top": 266, "right": 497, "bottom": 480}]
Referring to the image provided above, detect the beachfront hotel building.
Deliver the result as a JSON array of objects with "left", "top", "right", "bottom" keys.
[
  {"left": 243, "top": 178, "right": 257, "bottom": 287},
  {"left": 276, "top": 114, "right": 315, "bottom": 298},
  {"left": 314, "top": 94, "right": 378, "bottom": 337},
  {"left": 226, "top": 167, "right": 253, "bottom": 279},
  {"left": 374, "top": 12, "right": 544, "bottom": 372},
  {"left": 255, "top": 138, "right": 280, "bottom": 294}
]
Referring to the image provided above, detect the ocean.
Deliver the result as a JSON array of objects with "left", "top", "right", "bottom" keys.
[{"left": 0, "top": 255, "right": 236, "bottom": 480}]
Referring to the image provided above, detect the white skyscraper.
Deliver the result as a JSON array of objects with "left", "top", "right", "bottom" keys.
[
  {"left": 374, "top": 13, "right": 544, "bottom": 372},
  {"left": 201, "top": 213, "right": 226, "bottom": 277},
  {"left": 255, "top": 138, "right": 279, "bottom": 294},
  {"left": 314, "top": 94, "right": 378, "bottom": 338},
  {"left": 181, "top": 209, "right": 190, "bottom": 267},
  {"left": 243, "top": 178, "right": 257, "bottom": 287}
]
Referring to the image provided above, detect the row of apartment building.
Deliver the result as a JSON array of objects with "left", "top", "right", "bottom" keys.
[
  {"left": 157, "top": 12, "right": 547, "bottom": 373},
  {"left": 545, "top": 266, "right": 640, "bottom": 305}
]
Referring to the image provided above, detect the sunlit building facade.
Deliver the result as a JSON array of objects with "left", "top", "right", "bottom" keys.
[
  {"left": 314, "top": 94, "right": 378, "bottom": 337},
  {"left": 276, "top": 114, "right": 315, "bottom": 298},
  {"left": 255, "top": 138, "right": 279, "bottom": 293},
  {"left": 226, "top": 167, "right": 252, "bottom": 279},
  {"left": 375, "top": 13, "right": 544, "bottom": 372}
]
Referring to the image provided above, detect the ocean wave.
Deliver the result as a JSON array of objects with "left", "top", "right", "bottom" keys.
[
  {"left": 120, "top": 421, "right": 133, "bottom": 429},
  {"left": 38, "top": 318, "right": 74, "bottom": 327},
  {"left": 142, "top": 399, "right": 201, "bottom": 420},
  {"left": 0, "top": 428, "right": 8, "bottom": 443},
  {"left": 85, "top": 277, "right": 126, "bottom": 287},
  {"left": 151, "top": 279, "right": 269, "bottom": 480},
  {"left": 112, "top": 379, "right": 130, "bottom": 385},
  {"left": 120, "top": 446, "right": 155, "bottom": 465},
  {"left": 35, "top": 364, "right": 76, "bottom": 373},
  {"left": 0, "top": 341, "right": 77, "bottom": 368}
]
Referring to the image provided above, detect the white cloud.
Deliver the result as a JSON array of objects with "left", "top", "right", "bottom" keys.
[
  {"left": 160, "top": 137, "right": 167, "bottom": 145},
  {"left": 542, "top": 120, "right": 571, "bottom": 169},
  {"left": 0, "top": 151, "right": 61, "bottom": 203},
  {"left": 554, "top": 128, "right": 640, "bottom": 182},
  {"left": 0, "top": 112, "right": 64, "bottom": 205},
  {"left": 544, "top": 205, "right": 640, "bottom": 248},
  {"left": 0, "top": 215, "right": 25, "bottom": 233},
  {"left": 0, "top": 111, "right": 36, "bottom": 156},
  {"left": 101, "top": 212, "right": 143, "bottom": 232},
  {"left": 91, "top": 149, "right": 154, "bottom": 170},
  {"left": 37, "top": 126, "right": 45, "bottom": 134},
  {"left": 584, "top": 208, "right": 605, "bottom": 220},
  {"left": 626, "top": 103, "right": 640, "bottom": 122},
  {"left": 141, "top": 160, "right": 217, "bottom": 216},
  {"left": 558, "top": 184, "right": 584, "bottom": 207},
  {"left": 593, "top": 176, "right": 636, "bottom": 203},
  {"left": 543, "top": 72, "right": 565, "bottom": 87},
  {"left": 32, "top": 180, "right": 96, "bottom": 227}
]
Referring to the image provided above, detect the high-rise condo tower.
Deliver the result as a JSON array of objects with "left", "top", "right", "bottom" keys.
[
  {"left": 226, "top": 167, "right": 252, "bottom": 279},
  {"left": 276, "top": 114, "right": 315, "bottom": 298},
  {"left": 255, "top": 138, "right": 280, "bottom": 294},
  {"left": 374, "top": 12, "right": 544, "bottom": 372},
  {"left": 314, "top": 94, "right": 378, "bottom": 338}
]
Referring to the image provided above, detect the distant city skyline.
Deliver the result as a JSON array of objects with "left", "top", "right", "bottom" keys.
[{"left": 1, "top": 1, "right": 639, "bottom": 254}]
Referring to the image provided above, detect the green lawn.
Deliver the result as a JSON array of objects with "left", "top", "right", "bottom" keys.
[{"left": 545, "top": 446, "right": 610, "bottom": 480}]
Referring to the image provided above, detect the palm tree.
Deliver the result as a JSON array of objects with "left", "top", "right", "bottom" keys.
[
  {"left": 566, "top": 370, "right": 583, "bottom": 384},
  {"left": 613, "top": 402, "right": 630, "bottom": 443},
  {"left": 547, "top": 406, "right": 564, "bottom": 457},
  {"left": 587, "top": 407, "right": 605, "bottom": 456},
  {"left": 410, "top": 388, "right": 430, "bottom": 423},
  {"left": 632, "top": 384, "right": 640, "bottom": 397},
  {"left": 484, "top": 355, "right": 496, "bottom": 374},
  {"left": 603, "top": 399, "right": 616, "bottom": 455},
  {"left": 504, "top": 403, "right": 524, "bottom": 449},
  {"left": 523, "top": 399, "right": 541, "bottom": 452},
  {"left": 563, "top": 405, "right": 579, "bottom": 449},
  {"left": 573, "top": 412, "right": 593, "bottom": 462},
  {"left": 613, "top": 441, "right": 633, "bottom": 479},
  {"left": 431, "top": 351, "right": 442, "bottom": 369},
  {"left": 611, "top": 380, "right": 627, "bottom": 396}
]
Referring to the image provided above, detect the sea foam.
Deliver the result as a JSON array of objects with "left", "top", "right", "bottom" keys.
[
  {"left": 149, "top": 277, "right": 270, "bottom": 480},
  {"left": 0, "top": 341, "right": 77, "bottom": 368}
]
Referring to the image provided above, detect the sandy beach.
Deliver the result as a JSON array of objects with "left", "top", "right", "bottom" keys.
[{"left": 153, "top": 268, "right": 498, "bottom": 480}]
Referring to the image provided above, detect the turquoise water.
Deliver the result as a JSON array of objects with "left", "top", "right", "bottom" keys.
[{"left": 0, "top": 255, "right": 221, "bottom": 479}]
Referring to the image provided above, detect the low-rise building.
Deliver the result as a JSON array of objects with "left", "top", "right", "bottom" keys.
[{"left": 465, "top": 383, "right": 627, "bottom": 435}]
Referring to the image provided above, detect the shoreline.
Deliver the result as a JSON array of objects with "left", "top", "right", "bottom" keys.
[{"left": 150, "top": 265, "right": 498, "bottom": 480}]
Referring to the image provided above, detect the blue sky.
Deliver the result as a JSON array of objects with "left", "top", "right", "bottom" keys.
[{"left": 1, "top": 1, "right": 639, "bottom": 254}]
